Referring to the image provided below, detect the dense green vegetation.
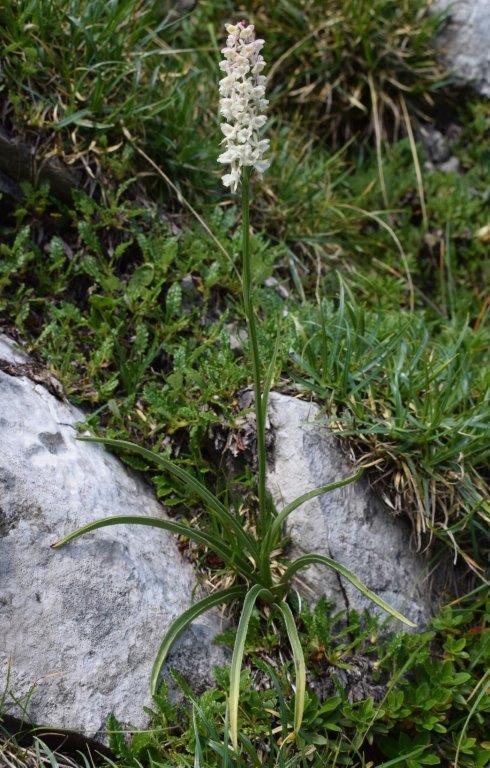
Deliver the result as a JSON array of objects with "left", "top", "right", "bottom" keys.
[
  {"left": 0, "top": 0, "right": 488, "bottom": 765},
  {"left": 108, "top": 595, "right": 488, "bottom": 768}
]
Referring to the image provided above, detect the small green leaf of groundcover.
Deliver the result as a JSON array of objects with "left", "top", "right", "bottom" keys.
[
  {"left": 317, "top": 695, "right": 342, "bottom": 715},
  {"left": 127, "top": 263, "right": 155, "bottom": 296}
]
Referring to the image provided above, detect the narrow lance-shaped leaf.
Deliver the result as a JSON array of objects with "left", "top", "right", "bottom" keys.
[
  {"left": 229, "top": 584, "right": 274, "bottom": 750},
  {"left": 277, "top": 601, "right": 306, "bottom": 739},
  {"left": 192, "top": 706, "right": 204, "bottom": 768},
  {"left": 266, "top": 468, "right": 364, "bottom": 551},
  {"left": 150, "top": 585, "right": 244, "bottom": 697},
  {"left": 51, "top": 515, "right": 253, "bottom": 579},
  {"left": 261, "top": 324, "right": 281, "bottom": 419},
  {"left": 281, "top": 554, "right": 416, "bottom": 628},
  {"left": 78, "top": 436, "right": 259, "bottom": 559},
  {"left": 376, "top": 746, "right": 429, "bottom": 768}
]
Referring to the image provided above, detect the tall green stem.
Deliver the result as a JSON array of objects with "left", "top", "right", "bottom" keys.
[{"left": 241, "top": 170, "right": 269, "bottom": 583}]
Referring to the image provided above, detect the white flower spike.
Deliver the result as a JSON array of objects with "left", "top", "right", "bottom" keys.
[{"left": 218, "top": 21, "right": 270, "bottom": 192}]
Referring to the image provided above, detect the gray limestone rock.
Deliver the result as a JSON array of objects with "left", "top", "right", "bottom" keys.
[
  {"left": 434, "top": 0, "right": 490, "bottom": 96},
  {"left": 267, "top": 393, "right": 432, "bottom": 628},
  {"left": 0, "top": 336, "right": 227, "bottom": 740}
]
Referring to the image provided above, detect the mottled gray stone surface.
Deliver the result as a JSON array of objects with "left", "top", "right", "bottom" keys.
[
  {"left": 0, "top": 334, "right": 30, "bottom": 364},
  {"left": 267, "top": 393, "right": 432, "bottom": 628},
  {"left": 435, "top": 0, "right": 490, "bottom": 96},
  {"left": 0, "top": 337, "right": 226, "bottom": 739}
]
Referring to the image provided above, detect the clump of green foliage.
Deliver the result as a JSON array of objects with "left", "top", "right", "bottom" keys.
[
  {"left": 97, "top": 594, "right": 488, "bottom": 768},
  {"left": 291, "top": 286, "right": 489, "bottom": 564}
]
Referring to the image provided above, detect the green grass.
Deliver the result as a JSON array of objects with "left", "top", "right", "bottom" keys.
[
  {"left": 0, "top": 742, "right": 87, "bottom": 768},
  {"left": 0, "top": 0, "right": 218, "bottom": 191},
  {"left": 291, "top": 286, "right": 489, "bottom": 564},
  {"left": 0, "top": 0, "right": 450, "bottom": 198},
  {"left": 188, "top": 0, "right": 448, "bottom": 142}
]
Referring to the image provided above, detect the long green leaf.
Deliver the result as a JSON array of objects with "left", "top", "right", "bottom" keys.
[
  {"left": 261, "top": 324, "right": 281, "bottom": 418},
  {"left": 376, "top": 746, "right": 428, "bottom": 767},
  {"left": 281, "top": 554, "right": 416, "bottom": 628},
  {"left": 150, "top": 585, "right": 244, "bottom": 696},
  {"left": 229, "top": 584, "right": 273, "bottom": 750},
  {"left": 454, "top": 670, "right": 490, "bottom": 768},
  {"left": 78, "top": 436, "right": 258, "bottom": 559},
  {"left": 51, "top": 515, "right": 252, "bottom": 579},
  {"left": 277, "top": 602, "right": 306, "bottom": 738},
  {"left": 192, "top": 706, "right": 204, "bottom": 768},
  {"left": 269, "top": 468, "right": 364, "bottom": 542}
]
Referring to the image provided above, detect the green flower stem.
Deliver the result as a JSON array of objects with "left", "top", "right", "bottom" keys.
[{"left": 241, "top": 169, "right": 271, "bottom": 588}]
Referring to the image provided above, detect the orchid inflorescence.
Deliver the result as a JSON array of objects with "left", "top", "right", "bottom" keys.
[{"left": 218, "top": 22, "right": 270, "bottom": 192}]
